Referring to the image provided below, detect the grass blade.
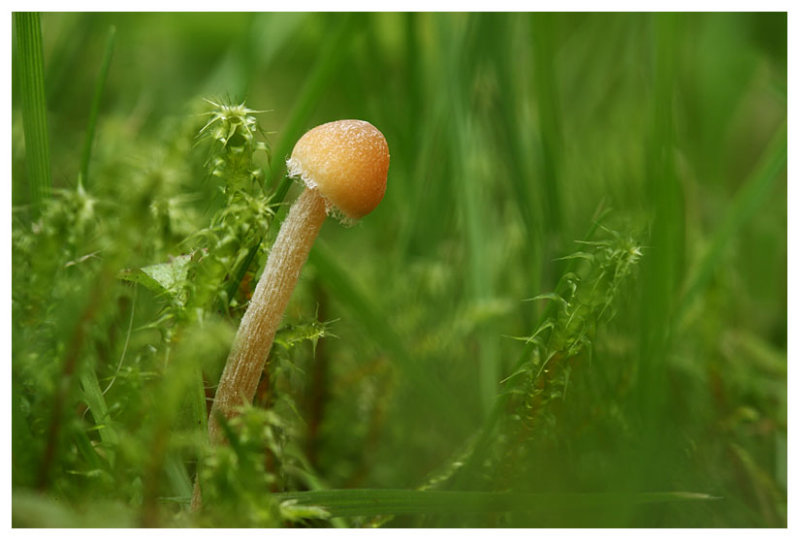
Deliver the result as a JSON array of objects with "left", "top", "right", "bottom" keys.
[
  {"left": 79, "top": 368, "right": 119, "bottom": 466},
  {"left": 531, "top": 13, "right": 565, "bottom": 241},
  {"left": 676, "top": 122, "right": 787, "bottom": 323},
  {"left": 79, "top": 25, "right": 116, "bottom": 188},
  {"left": 276, "top": 488, "right": 719, "bottom": 518},
  {"left": 14, "top": 12, "right": 52, "bottom": 215}
]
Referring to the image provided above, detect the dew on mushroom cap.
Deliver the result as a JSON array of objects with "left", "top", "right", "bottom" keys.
[{"left": 286, "top": 119, "right": 390, "bottom": 220}]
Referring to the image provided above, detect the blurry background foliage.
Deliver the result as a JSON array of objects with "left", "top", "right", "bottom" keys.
[{"left": 11, "top": 12, "right": 786, "bottom": 527}]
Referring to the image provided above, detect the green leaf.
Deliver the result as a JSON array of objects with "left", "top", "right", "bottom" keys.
[
  {"left": 78, "top": 368, "right": 119, "bottom": 465},
  {"left": 119, "top": 255, "right": 193, "bottom": 301}
]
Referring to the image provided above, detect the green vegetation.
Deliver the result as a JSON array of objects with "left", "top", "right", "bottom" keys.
[{"left": 11, "top": 12, "right": 786, "bottom": 527}]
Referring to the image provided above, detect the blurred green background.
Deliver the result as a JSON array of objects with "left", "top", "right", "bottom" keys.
[{"left": 12, "top": 12, "right": 786, "bottom": 527}]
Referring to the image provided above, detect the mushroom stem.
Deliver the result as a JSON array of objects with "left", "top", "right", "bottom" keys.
[
  {"left": 193, "top": 188, "right": 326, "bottom": 510},
  {"left": 193, "top": 119, "right": 389, "bottom": 512},
  {"left": 209, "top": 187, "right": 328, "bottom": 445}
]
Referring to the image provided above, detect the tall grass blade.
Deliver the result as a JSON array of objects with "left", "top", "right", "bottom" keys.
[
  {"left": 633, "top": 12, "right": 686, "bottom": 501},
  {"left": 79, "top": 25, "right": 116, "bottom": 188},
  {"left": 531, "top": 13, "right": 564, "bottom": 244},
  {"left": 14, "top": 12, "right": 52, "bottom": 215},
  {"left": 490, "top": 14, "right": 542, "bottom": 307},
  {"left": 440, "top": 15, "right": 500, "bottom": 416}
]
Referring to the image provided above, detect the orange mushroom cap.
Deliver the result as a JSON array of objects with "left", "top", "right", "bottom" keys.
[{"left": 287, "top": 119, "right": 390, "bottom": 220}]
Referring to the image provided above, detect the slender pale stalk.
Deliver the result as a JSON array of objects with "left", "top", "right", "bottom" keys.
[
  {"left": 193, "top": 119, "right": 388, "bottom": 512},
  {"left": 209, "top": 187, "right": 327, "bottom": 443},
  {"left": 192, "top": 188, "right": 327, "bottom": 509}
]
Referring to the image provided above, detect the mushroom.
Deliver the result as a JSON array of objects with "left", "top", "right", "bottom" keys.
[{"left": 206, "top": 118, "right": 389, "bottom": 446}]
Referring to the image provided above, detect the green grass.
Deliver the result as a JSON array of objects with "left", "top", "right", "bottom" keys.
[
  {"left": 11, "top": 12, "right": 787, "bottom": 528},
  {"left": 13, "top": 12, "right": 52, "bottom": 215},
  {"left": 78, "top": 25, "right": 116, "bottom": 188}
]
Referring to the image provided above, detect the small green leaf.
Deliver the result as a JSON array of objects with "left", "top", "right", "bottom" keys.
[{"left": 119, "top": 254, "right": 192, "bottom": 301}]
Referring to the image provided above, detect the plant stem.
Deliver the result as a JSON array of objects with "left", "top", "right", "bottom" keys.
[
  {"left": 212, "top": 187, "right": 327, "bottom": 438},
  {"left": 193, "top": 187, "right": 327, "bottom": 509}
]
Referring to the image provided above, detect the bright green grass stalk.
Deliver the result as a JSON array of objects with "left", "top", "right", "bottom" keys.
[
  {"left": 531, "top": 13, "right": 565, "bottom": 244},
  {"left": 488, "top": 14, "right": 543, "bottom": 314},
  {"left": 79, "top": 25, "right": 116, "bottom": 188},
  {"left": 14, "top": 12, "right": 52, "bottom": 215},
  {"left": 632, "top": 11, "right": 686, "bottom": 505},
  {"left": 440, "top": 14, "right": 500, "bottom": 416}
]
